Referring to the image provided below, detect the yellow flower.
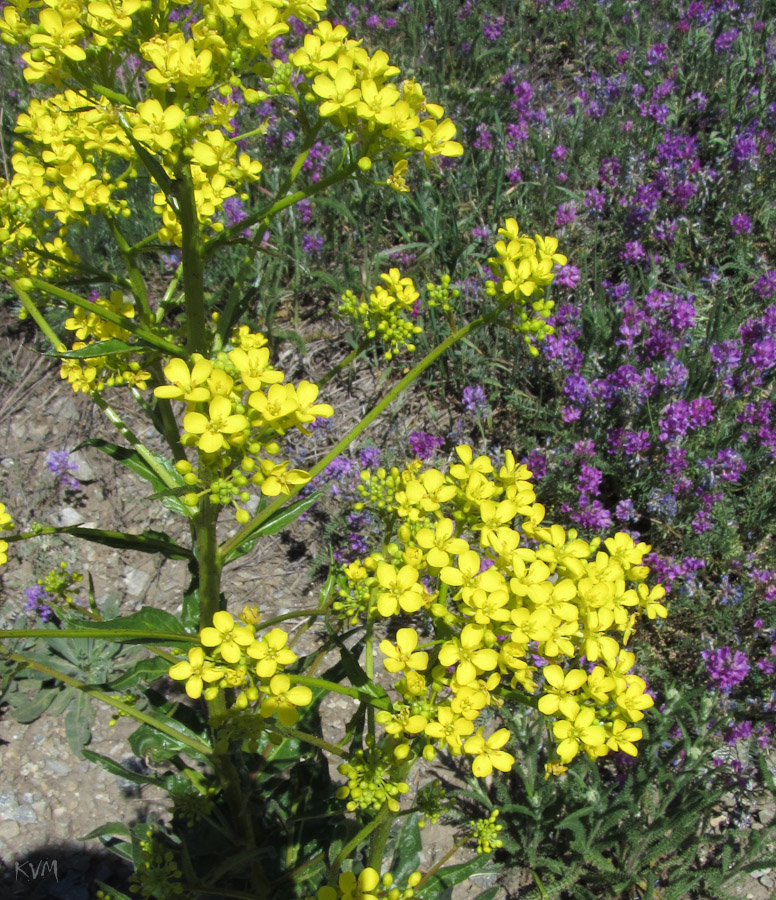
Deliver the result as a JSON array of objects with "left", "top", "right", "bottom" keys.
[
  {"left": 228, "top": 347, "right": 283, "bottom": 391},
  {"left": 260, "top": 674, "right": 312, "bottom": 725},
  {"left": 375, "top": 563, "right": 424, "bottom": 617},
  {"left": 169, "top": 647, "right": 223, "bottom": 699},
  {"left": 132, "top": 100, "right": 185, "bottom": 152},
  {"left": 247, "top": 627, "right": 297, "bottom": 678},
  {"left": 463, "top": 728, "right": 515, "bottom": 778},
  {"left": 154, "top": 357, "right": 213, "bottom": 402},
  {"left": 379, "top": 627, "right": 428, "bottom": 674},
  {"left": 438, "top": 624, "right": 500, "bottom": 686},
  {"left": 183, "top": 396, "right": 248, "bottom": 454},
  {"left": 199, "top": 610, "right": 255, "bottom": 664},
  {"left": 415, "top": 517, "right": 468, "bottom": 568},
  {"left": 0, "top": 502, "right": 15, "bottom": 532},
  {"left": 552, "top": 707, "right": 607, "bottom": 763},
  {"left": 538, "top": 665, "right": 587, "bottom": 719},
  {"left": 424, "top": 706, "right": 474, "bottom": 754}
]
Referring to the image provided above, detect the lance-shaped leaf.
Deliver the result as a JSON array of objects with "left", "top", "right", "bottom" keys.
[
  {"left": 56, "top": 339, "right": 138, "bottom": 358},
  {"left": 223, "top": 491, "right": 320, "bottom": 564}
]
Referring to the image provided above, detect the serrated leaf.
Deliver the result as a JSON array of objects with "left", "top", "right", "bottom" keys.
[
  {"left": 223, "top": 491, "right": 320, "bottom": 563},
  {"left": 107, "top": 655, "right": 171, "bottom": 689},
  {"left": 83, "top": 749, "right": 161, "bottom": 787},
  {"left": 80, "top": 822, "right": 132, "bottom": 842},
  {"left": 75, "top": 438, "right": 190, "bottom": 517},
  {"left": 57, "top": 339, "right": 137, "bottom": 359}
]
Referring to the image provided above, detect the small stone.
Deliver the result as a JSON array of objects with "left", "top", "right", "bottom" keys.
[
  {"left": 123, "top": 566, "right": 152, "bottom": 597},
  {"left": 57, "top": 506, "right": 85, "bottom": 527},
  {"left": 0, "top": 792, "right": 18, "bottom": 818},
  {"left": 45, "top": 759, "right": 71, "bottom": 776},
  {"left": 52, "top": 805, "right": 67, "bottom": 818},
  {"left": 13, "top": 804, "right": 37, "bottom": 824},
  {"left": 0, "top": 819, "right": 20, "bottom": 841}
]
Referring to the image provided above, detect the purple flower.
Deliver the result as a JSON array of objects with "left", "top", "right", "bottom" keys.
[
  {"left": 302, "top": 232, "right": 324, "bottom": 256},
  {"left": 730, "top": 213, "right": 753, "bottom": 235},
  {"left": 524, "top": 449, "right": 546, "bottom": 480},
  {"left": 462, "top": 385, "right": 489, "bottom": 416},
  {"left": 714, "top": 29, "right": 739, "bottom": 54},
  {"left": 25, "top": 585, "right": 54, "bottom": 621},
  {"left": 621, "top": 241, "right": 647, "bottom": 265},
  {"left": 46, "top": 450, "right": 80, "bottom": 491},
  {"left": 615, "top": 499, "right": 636, "bottom": 521},
  {"left": 473, "top": 123, "right": 493, "bottom": 151},
  {"left": 702, "top": 647, "right": 750, "bottom": 691},
  {"left": 483, "top": 15, "right": 504, "bottom": 41},
  {"left": 408, "top": 431, "right": 444, "bottom": 460},
  {"left": 554, "top": 264, "right": 580, "bottom": 289},
  {"left": 554, "top": 202, "right": 577, "bottom": 227},
  {"left": 359, "top": 446, "right": 380, "bottom": 468}
]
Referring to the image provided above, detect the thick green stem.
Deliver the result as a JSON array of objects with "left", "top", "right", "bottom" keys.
[
  {"left": 14, "top": 285, "right": 65, "bottom": 351},
  {"left": 1, "top": 650, "right": 211, "bottom": 756},
  {"left": 220, "top": 298, "right": 512, "bottom": 561}
]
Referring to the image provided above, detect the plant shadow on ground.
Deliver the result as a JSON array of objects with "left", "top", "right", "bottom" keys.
[{"left": 0, "top": 843, "right": 133, "bottom": 900}]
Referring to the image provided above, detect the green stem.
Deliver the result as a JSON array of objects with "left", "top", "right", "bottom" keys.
[
  {"left": 14, "top": 285, "right": 65, "bottom": 351},
  {"left": 108, "top": 218, "right": 153, "bottom": 323},
  {"left": 328, "top": 804, "right": 391, "bottom": 885},
  {"left": 220, "top": 298, "right": 512, "bottom": 561},
  {"left": 1, "top": 650, "right": 212, "bottom": 757},
  {"left": 176, "top": 164, "right": 208, "bottom": 355},
  {"left": 28, "top": 278, "right": 182, "bottom": 355},
  {"left": 268, "top": 723, "right": 349, "bottom": 759},
  {"left": 205, "top": 164, "right": 358, "bottom": 259},
  {"left": 0, "top": 628, "right": 196, "bottom": 643},
  {"left": 366, "top": 808, "right": 394, "bottom": 872},
  {"left": 414, "top": 838, "right": 469, "bottom": 892},
  {"left": 4, "top": 524, "right": 191, "bottom": 560},
  {"left": 287, "top": 674, "right": 390, "bottom": 710},
  {"left": 91, "top": 392, "right": 180, "bottom": 485}
]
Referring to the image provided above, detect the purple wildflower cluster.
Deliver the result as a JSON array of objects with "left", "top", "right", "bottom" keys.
[{"left": 46, "top": 450, "right": 80, "bottom": 491}]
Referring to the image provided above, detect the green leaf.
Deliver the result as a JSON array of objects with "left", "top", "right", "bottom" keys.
[
  {"left": 61, "top": 525, "right": 192, "bottom": 560},
  {"left": 416, "top": 856, "right": 494, "bottom": 899},
  {"left": 75, "top": 438, "right": 189, "bottom": 517},
  {"left": 390, "top": 812, "right": 422, "bottom": 886},
  {"left": 223, "top": 491, "right": 320, "bottom": 563},
  {"left": 107, "top": 656, "right": 171, "bottom": 689},
  {"left": 65, "top": 689, "right": 94, "bottom": 755},
  {"left": 83, "top": 749, "right": 161, "bottom": 787},
  {"left": 129, "top": 710, "right": 210, "bottom": 762},
  {"left": 9, "top": 686, "right": 59, "bottom": 722},
  {"left": 70, "top": 607, "right": 189, "bottom": 647},
  {"left": 80, "top": 822, "right": 132, "bottom": 841},
  {"left": 56, "top": 339, "right": 137, "bottom": 359}
]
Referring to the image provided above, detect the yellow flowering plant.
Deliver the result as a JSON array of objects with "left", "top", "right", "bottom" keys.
[{"left": 0, "top": 0, "right": 665, "bottom": 895}]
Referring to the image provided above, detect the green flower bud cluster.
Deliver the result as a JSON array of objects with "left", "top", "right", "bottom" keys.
[
  {"left": 415, "top": 781, "right": 447, "bottom": 829},
  {"left": 355, "top": 466, "right": 403, "bottom": 512},
  {"left": 338, "top": 269, "right": 422, "bottom": 360},
  {"left": 337, "top": 748, "right": 410, "bottom": 813},
  {"left": 470, "top": 809, "right": 503, "bottom": 854},
  {"left": 39, "top": 560, "right": 82, "bottom": 607},
  {"left": 129, "top": 827, "right": 187, "bottom": 899},
  {"left": 425, "top": 274, "right": 459, "bottom": 316}
]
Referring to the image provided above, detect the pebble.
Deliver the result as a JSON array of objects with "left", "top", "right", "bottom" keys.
[
  {"left": 45, "top": 759, "right": 71, "bottom": 776},
  {"left": 0, "top": 820, "right": 20, "bottom": 841},
  {"left": 57, "top": 506, "right": 86, "bottom": 526}
]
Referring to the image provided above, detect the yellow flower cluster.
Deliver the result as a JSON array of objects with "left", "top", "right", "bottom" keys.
[
  {"left": 168, "top": 609, "right": 312, "bottom": 721},
  {"left": 337, "top": 445, "right": 663, "bottom": 774},
  {"left": 155, "top": 326, "right": 332, "bottom": 519},
  {"left": 338, "top": 268, "right": 422, "bottom": 360},
  {"left": 0, "top": 0, "right": 459, "bottom": 274},
  {"left": 59, "top": 290, "right": 152, "bottom": 393},
  {"left": 292, "top": 19, "right": 463, "bottom": 178},
  {"left": 0, "top": 501, "right": 15, "bottom": 566},
  {"left": 485, "top": 218, "right": 568, "bottom": 355}
]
